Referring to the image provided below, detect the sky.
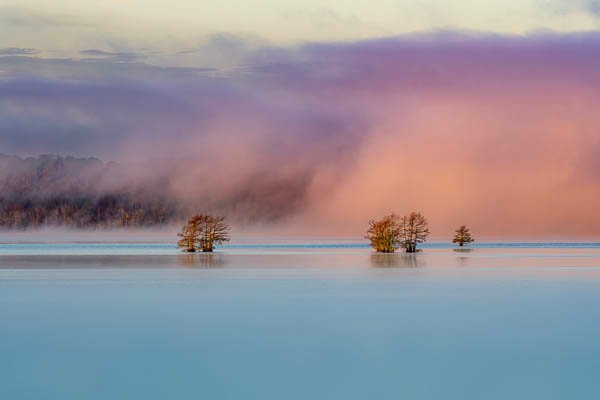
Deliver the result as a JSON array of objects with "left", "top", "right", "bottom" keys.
[
  {"left": 2, "top": 1, "right": 600, "bottom": 237},
  {"left": 2, "top": 1, "right": 600, "bottom": 59}
]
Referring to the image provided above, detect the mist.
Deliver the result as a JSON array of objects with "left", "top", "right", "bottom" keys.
[{"left": 2, "top": 32, "right": 600, "bottom": 237}]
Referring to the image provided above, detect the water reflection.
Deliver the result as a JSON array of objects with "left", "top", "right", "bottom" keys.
[
  {"left": 452, "top": 248, "right": 473, "bottom": 267},
  {"left": 370, "top": 253, "right": 425, "bottom": 268},
  {"left": 177, "top": 253, "right": 227, "bottom": 268},
  {"left": 453, "top": 248, "right": 474, "bottom": 253}
]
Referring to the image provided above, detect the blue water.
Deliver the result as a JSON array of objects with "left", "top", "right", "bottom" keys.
[
  {"left": 3, "top": 241, "right": 600, "bottom": 255},
  {"left": 2, "top": 243, "right": 600, "bottom": 399}
]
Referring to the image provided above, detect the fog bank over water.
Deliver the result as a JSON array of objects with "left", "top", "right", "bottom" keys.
[
  {"left": 0, "top": 228, "right": 178, "bottom": 244},
  {"left": 0, "top": 226, "right": 365, "bottom": 244},
  {"left": 3, "top": 32, "right": 600, "bottom": 236}
]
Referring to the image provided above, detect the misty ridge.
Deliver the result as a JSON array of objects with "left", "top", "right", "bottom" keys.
[{"left": 0, "top": 154, "right": 311, "bottom": 229}]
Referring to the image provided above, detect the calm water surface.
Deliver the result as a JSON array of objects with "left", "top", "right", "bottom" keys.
[{"left": 1, "top": 242, "right": 600, "bottom": 399}]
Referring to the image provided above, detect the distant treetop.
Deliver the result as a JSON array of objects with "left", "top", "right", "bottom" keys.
[{"left": 453, "top": 225, "right": 474, "bottom": 247}]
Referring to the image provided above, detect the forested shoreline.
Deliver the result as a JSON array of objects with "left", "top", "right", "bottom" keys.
[
  {"left": 0, "top": 195, "right": 179, "bottom": 229},
  {"left": 0, "top": 153, "right": 307, "bottom": 229},
  {"left": 0, "top": 154, "right": 180, "bottom": 229}
]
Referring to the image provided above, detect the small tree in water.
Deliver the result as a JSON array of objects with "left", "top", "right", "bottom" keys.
[
  {"left": 177, "top": 215, "right": 202, "bottom": 252},
  {"left": 197, "top": 214, "right": 231, "bottom": 252},
  {"left": 399, "top": 212, "right": 430, "bottom": 253},
  {"left": 452, "top": 225, "right": 474, "bottom": 247},
  {"left": 177, "top": 214, "right": 231, "bottom": 252},
  {"left": 365, "top": 214, "right": 402, "bottom": 253}
]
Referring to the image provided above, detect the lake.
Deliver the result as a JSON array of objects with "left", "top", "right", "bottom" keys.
[{"left": 1, "top": 242, "right": 600, "bottom": 399}]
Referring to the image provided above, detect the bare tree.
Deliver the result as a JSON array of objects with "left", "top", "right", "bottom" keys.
[
  {"left": 177, "top": 214, "right": 230, "bottom": 252},
  {"left": 399, "top": 212, "right": 429, "bottom": 253},
  {"left": 177, "top": 214, "right": 203, "bottom": 252},
  {"left": 365, "top": 214, "right": 402, "bottom": 253},
  {"left": 452, "top": 225, "right": 474, "bottom": 247},
  {"left": 197, "top": 214, "right": 231, "bottom": 252}
]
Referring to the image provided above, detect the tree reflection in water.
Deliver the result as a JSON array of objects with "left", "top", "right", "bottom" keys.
[
  {"left": 370, "top": 253, "right": 425, "bottom": 268},
  {"left": 453, "top": 248, "right": 474, "bottom": 267},
  {"left": 177, "top": 253, "right": 227, "bottom": 268}
]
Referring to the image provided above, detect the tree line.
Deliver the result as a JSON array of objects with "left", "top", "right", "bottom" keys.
[
  {"left": 0, "top": 154, "right": 182, "bottom": 229},
  {"left": 0, "top": 195, "right": 178, "bottom": 229},
  {"left": 0, "top": 154, "right": 311, "bottom": 229}
]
